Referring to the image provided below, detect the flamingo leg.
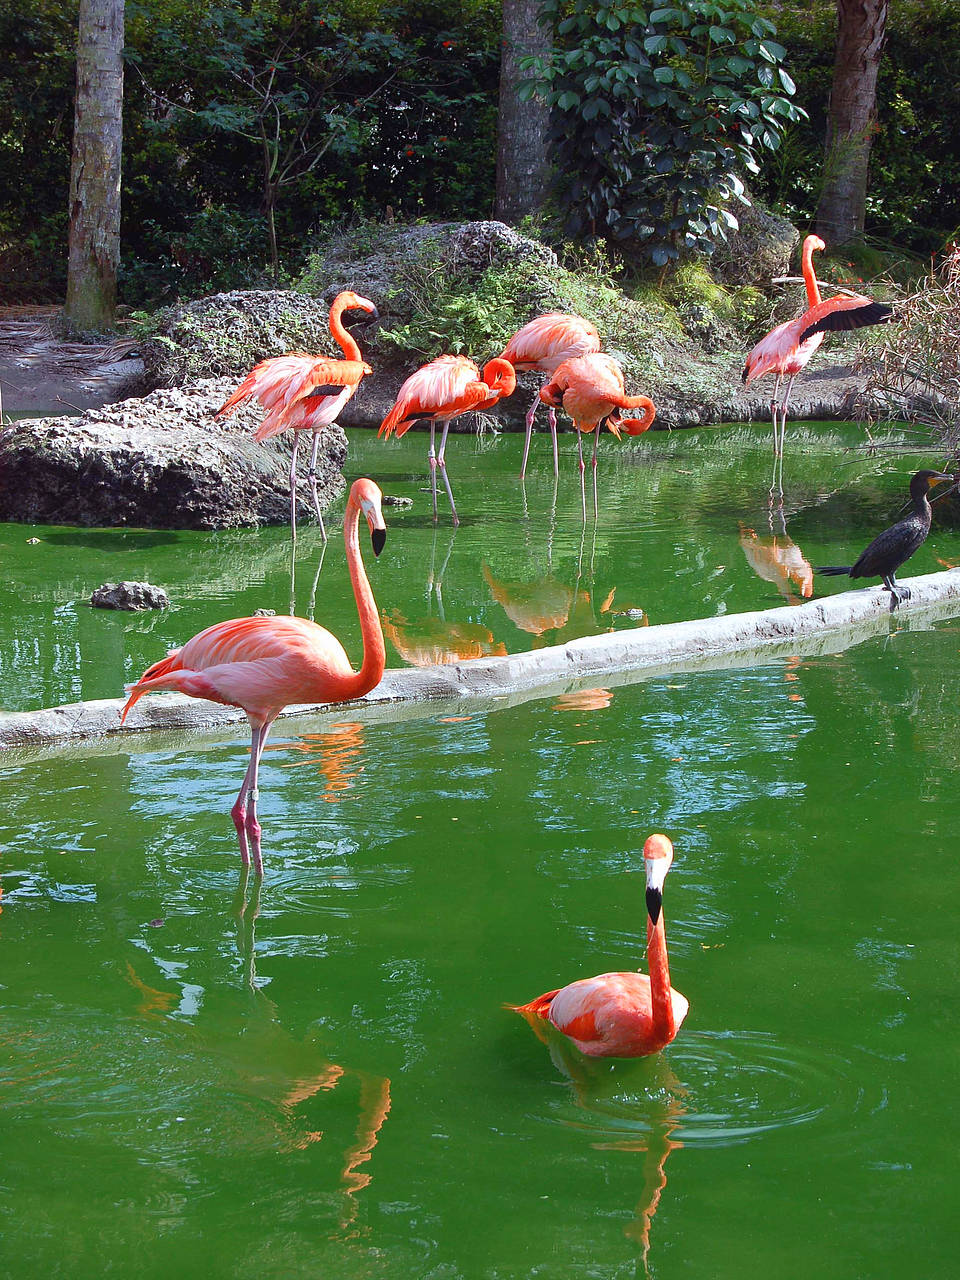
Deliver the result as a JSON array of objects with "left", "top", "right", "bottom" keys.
[
  {"left": 230, "top": 719, "right": 273, "bottom": 877},
  {"left": 519, "top": 390, "right": 538, "bottom": 480},
  {"left": 307, "top": 431, "right": 328, "bottom": 542},
  {"left": 591, "top": 419, "right": 602, "bottom": 521},
  {"left": 288, "top": 434, "right": 300, "bottom": 545},
  {"left": 428, "top": 422, "right": 439, "bottom": 523},
  {"left": 576, "top": 430, "right": 587, "bottom": 523},
  {"left": 778, "top": 375, "right": 797, "bottom": 458},
  {"left": 548, "top": 406, "right": 559, "bottom": 477},
  {"left": 770, "top": 374, "right": 783, "bottom": 457},
  {"left": 436, "top": 420, "right": 459, "bottom": 526}
]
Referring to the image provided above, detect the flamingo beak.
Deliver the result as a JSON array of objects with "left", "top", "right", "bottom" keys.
[
  {"left": 645, "top": 853, "right": 669, "bottom": 925},
  {"left": 646, "top": 886, "right": 662, "bottom": 926},
  {"left": 371, "top": 527, "right": 386, "bottom": 557}
]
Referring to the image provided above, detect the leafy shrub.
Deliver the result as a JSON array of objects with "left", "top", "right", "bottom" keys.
[{"left": 521, "top": 0, "right": 805, "bottom": 267}]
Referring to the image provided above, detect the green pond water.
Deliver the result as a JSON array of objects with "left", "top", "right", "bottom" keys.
[{"left": 2, "top": 423, "right": 960, "bottom": 1278}]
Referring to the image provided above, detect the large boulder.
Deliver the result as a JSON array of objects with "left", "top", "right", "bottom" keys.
[
  {"left": 0, "top": 379, "right": 346, "bottom": 528},
  {"left": 710, "top": 197, "right": 800, "bottom": 289}
]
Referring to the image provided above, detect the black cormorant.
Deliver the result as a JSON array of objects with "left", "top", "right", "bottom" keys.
[{"left": 817, "top": 469, "right": 955, "bottom": 607}]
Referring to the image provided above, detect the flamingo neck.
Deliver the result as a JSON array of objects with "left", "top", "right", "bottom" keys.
[
  {"left": 340, "top": 501, "right": 386, "bottom": 700},
  {"left": 801, "top": 238, "right": 822, "bottom": 307},
  {"left": 330, "top": 301, "right": 362, "bottom": 362},
  {"left": 646, "top": 913, "right": 677, "bottom": 1043},
  {"left": 623, "top": 395, "right": 656, "bottom": 428}
]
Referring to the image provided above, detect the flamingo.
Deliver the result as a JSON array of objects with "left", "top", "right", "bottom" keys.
[
  {"left": 120, "top": 477, "right": 388, "bottom": 876},
  {"left": 743, "top": 234, "right": 893, "bottom": 470},
  {"left": 509, "top": 833, "right": 688, "bottom": 1058},
  {"left": 378, "top": 354, "right": 516, "bottom": 525},
  {"left": 499, "top": 312, "right": 601, "bottom": 478},
  {"left": 538, "top": 352, "right": 656, "bottom": 520},
  {"left": 215, "top": 291, "right": 379, "bottom": 541}
]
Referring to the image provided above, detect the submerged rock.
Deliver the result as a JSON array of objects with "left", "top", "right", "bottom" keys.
[
  {"left": 0, "top": 378, "right": 346, "bottom": 529},
  {"left": 91, "top": 581, "right": 171, "bottom": 610}
]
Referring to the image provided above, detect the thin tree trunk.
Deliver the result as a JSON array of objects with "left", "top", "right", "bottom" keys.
[
  {"left": 65, "top": 0, "right": 124, "bottom": 333},
  {"left": 494, "top": 0, "right": 552, "bottom": 225},
  {"left": 815, "top": 0, "right": 888, "bottom": 246}
]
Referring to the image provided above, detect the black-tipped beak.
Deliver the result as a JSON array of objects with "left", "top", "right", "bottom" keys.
[
  {"left": 646, "top": 886, "right": 662, "bottom": 926},
  {"left": 371, "top": 527, "right": 386, "bottom": 557}
]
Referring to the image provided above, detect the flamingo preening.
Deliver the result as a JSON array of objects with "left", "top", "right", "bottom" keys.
[
  {"left": 215, "top": 291, "right": 379, "bottom": 540},
  {"left": 509, "top": 834, "right": 688, "bottom": 1058},
  {"left": 743, "top": 235, "right": 893, "bottom": 471},
  {"left": 121, "top": 478, "right": 388, "bottom": 875},
  {"left": 538, "top": 353, "right": 656, "bottom": 520},
  {"left": 378, "top": 354, "right": 516, "bottom": 525},
  {"left": 498, "top": 312, "right": 601, "bottom": 478}
]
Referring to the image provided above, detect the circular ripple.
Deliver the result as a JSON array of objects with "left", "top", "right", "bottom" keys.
[{"left": 536, "top": 1028, "right": 872, "bottom": 1149}]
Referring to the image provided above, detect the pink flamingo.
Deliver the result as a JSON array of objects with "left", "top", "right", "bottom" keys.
[
  {"left": 378, "top": 354, "right": 516, "bottom": 525},
  {"left": 120, "top": 477, "right": 387, "bottom": 876},
  {"left": 743, "top": 234, "right": 892, "bottom": 463},
  {"left": 499, "top": 312, "right": 601, "bottom": 478},
  {"left": 215, "top": 291, "right": 379, "bottom": 540},
  {"left": 538, "top": 353, "right": 656, "bottom": 520},
  {"left": 509, "top": 834, "right": 688, "bottom": 1057}
]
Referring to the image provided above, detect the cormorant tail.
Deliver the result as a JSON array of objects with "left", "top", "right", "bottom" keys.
[{"left": 815, "top": 566, "right": 852, "bottom": 576}]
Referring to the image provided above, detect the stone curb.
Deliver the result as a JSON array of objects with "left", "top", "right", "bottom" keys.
[{"left": 3, "top": 569, "right": 960, "bottom": 757}]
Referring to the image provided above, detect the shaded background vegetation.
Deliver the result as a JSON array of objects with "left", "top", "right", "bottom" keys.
[{"left": 1, "top": 0, "right": 958, "bottom": 307}]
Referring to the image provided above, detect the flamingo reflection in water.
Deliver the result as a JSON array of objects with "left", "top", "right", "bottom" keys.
[
  {"left": 266, "top": 720, "right": 368, "bottom": 804},
  {"left": 383, "top": 526, "right": 507, "bottom": 667},
  {"left": 122, "top": 890, "right": 393, "bottom": 1237},
  {"left": 738, "top": 507, "right": 814, "bottom": 606},
  {"left": 521, "top": 1004, "right": 687, "bottom": 1275}
]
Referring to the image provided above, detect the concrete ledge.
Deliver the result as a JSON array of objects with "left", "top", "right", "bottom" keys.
[{"left": 3, "top": 568, "right": 960, "bottom": 758}]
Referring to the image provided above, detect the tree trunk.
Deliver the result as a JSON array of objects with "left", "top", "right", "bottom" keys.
[
  {"left": 494, "top": 0, "right": 552, "bottom": 225},
  {"left": 815, "top": 0, "right": 888, "bottom": 246},
  {"left": 65, "top": 0, "right": 124, "bottom": 333}
]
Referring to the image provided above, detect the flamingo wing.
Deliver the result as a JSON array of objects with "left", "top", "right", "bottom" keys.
[
  {"left": 500, "top": 313, "right": 601, "bottom": 372},
  {"left": 797, "top": 296, "right": 894, "bottom": 342},
  {"left": 379, "top": 356, "right": 483, "bottom": 438}
]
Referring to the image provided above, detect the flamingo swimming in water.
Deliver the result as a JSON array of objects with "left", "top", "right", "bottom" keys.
[
  {"left": 509, "top": 833, "right": 688, "bottom": 1057},
  {"left": 499, "top": 312, "right": 601, "bottom": 479},
  {"left": 743, "top": 234, "right": 893, "bottom": 470},
  {"left": 215, "top": 291, "right": 379, "bottom": 540},
  {"left": 121, "top": 477, "right": 388, "bottom": 876},
  {"left": 538, "top": 352, "right": 656, "bottom": 520},
  {"left": 378, "top": 354, "right": 516, "bottom": 525}
]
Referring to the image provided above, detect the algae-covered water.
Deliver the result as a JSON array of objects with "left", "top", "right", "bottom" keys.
[{"left": 2, "top": 424, "right": 959, "bottom": 1278}]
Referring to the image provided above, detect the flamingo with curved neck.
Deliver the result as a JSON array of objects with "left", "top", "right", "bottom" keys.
[
  {"left": 743, "top": 235, "right": 892, "bottom": 474},
  {"left": 510, "top": 833, "right": 688, "bottom": 1057},
  {"left": 216, "top": 291, "right": 379, "bottom": 540},
  {"left": 121, "top": 477, "right": 388, "bottom": 876},
  {"left": 379, "top": 354, "right": 516, "bottom": 525},
  {"left": 538, "top": 352, "right": 657, "bottom": 521}
]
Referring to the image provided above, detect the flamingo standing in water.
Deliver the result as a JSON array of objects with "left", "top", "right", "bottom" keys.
[
  {"left": 743, "top": 234, "right": 893, "bottom": 471},
  {"left": 538, "top": 353, "right": 656, "bottom": 520},
  {"left": 509, "top": 834, "right": 688, "bottom": 1057},
  {"left": 216, "top": 291, "right": 379, "bottom": 540},
  {"left": 499, "top": 312, "right": 601, "bottom": 479},
  {"left": 120, "top": 477, "right": 388, "bottom": 876},
  {"left": 378, "top": 354, "right": 516, "bottom": 525}
]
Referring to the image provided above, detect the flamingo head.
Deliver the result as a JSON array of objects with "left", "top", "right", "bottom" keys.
[
  {"left": 349, "top": 477, "right": 387, "bottom": 556},
  {"left": 481, "top": 358, "right": 517, "bottom": 401},
  {"left": 803, "top": 234, "right": 826, "bottom": 255},
  {"left": 330, "top": 291, "right": 380, "bottom": 328},
  {"left": 643, "top": 833, "right": 674, "bottom": 925}
]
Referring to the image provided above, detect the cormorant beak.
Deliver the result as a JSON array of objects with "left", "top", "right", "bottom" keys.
[
  {"left": 646, "top": 886, "right": 663, "bottom": 926},
  {"left": 371, "top": 527, "right": 387, "bottom": 557}
]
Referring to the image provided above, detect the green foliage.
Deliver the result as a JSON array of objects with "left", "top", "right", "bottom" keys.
[{"left": 521, "top": 0, "right": 805, "bottom": 267}]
